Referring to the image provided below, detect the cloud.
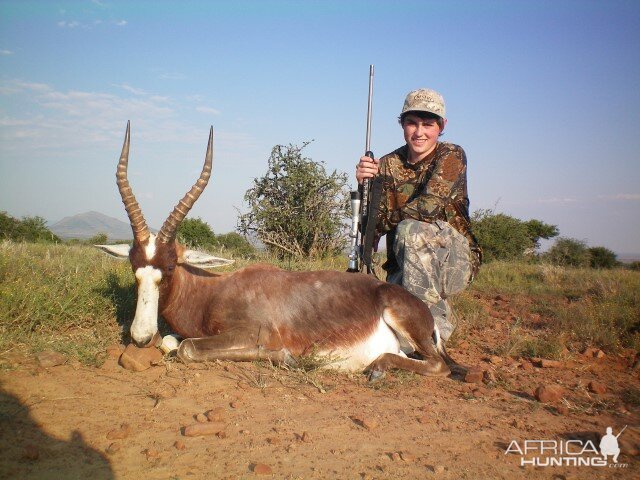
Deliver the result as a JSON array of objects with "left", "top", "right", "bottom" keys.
[
  {"left": 598, "top": 193, "right": 640, "bottom": 201},
  {"left": 114, "top": 84, "right": 148, "bottom": 95},
  {"left": 57, "top": 20, "right": 82, "bottom": 29},
  {"left": 159, "top": 72, "right": 187, "bottom": 80},
  {"left": 115, "top": 20, "right": 127, "bottom": 27},
  {"left": 537, "top": 197, "right": 578, "bottom": 205},
  {"left": 0, "top": 79, "right": 180, "bottom": 150},
  {"left": 0, "top": 78, "right": 250, "bottom": 156},
  {"left": 196, "top": 106, "right": 222, "bottom": 115},
  {"left": 1, "top": 49, "right": 13, "bottom": 56}
]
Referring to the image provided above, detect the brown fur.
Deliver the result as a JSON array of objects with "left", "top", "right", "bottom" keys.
[{"left": 128, "top": 238, "right": 451, "bottom": 378}]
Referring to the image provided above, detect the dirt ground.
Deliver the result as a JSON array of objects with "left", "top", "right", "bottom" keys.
[{"left": 1, "top": 300, "right": 639, "bottom": 480}]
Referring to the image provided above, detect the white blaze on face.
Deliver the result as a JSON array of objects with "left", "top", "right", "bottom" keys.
[{"left": 131, "top": 265, "right": 162, "bottom": 344}]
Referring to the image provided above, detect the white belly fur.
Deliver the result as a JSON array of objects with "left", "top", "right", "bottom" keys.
[{"left": 319, "top": 317, "right": 405, "bottom": 372}]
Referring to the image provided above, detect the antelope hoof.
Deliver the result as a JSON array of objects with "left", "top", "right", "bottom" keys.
[
  {"left": 176, "top": 339, "right": 196, "bottom": 363},
  {"left": 159, "top": 335, "right": 181, "bottom": 355},
  {"left": 366, "top": 368, "right": 385, "bottom": 383},
  {"left": 282, "top": 349, "right": 298, "bottom": 368}
]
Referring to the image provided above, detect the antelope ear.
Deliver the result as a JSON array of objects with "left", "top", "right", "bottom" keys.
[
  {"left": 182, "top": 249, "right": 234, "bottom": 268},
  {"left": 95, "top": 244, "right": 131, "bottom": 259}
]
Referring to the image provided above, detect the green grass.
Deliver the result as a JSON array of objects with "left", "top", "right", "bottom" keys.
[
  {"left": 468, "top": 261, "right": 640, "bottom": 353},
  {"left": 1, "top": 241, "right": 638, "bottom": 365},
  {"left": 0, "top": 241, "right": 134, "bottom": 364}
]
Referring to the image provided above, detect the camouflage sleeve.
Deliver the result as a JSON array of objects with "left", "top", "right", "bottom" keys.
[
  {"left": 400, "top": 146, "right": 468, "bottom": 222},
  {"left": 376, "top": 156, "right": 395, "bottom": 235}
]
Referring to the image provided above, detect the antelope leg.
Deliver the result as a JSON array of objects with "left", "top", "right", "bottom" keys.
[
  {"left": 365, "top": 353, "right": 450, "bottom": 381},
  {"left": 177, "top": 335, "right": 295, "bottom": 366}
]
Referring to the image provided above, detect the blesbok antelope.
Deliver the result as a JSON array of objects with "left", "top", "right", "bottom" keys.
[{"left": 98, "top": 123, "right": 453, "bottom": 379}]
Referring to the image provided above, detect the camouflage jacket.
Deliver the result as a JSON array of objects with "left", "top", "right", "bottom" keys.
[{"left": 376, "top": 142, "right": 482, "bottom": 277}]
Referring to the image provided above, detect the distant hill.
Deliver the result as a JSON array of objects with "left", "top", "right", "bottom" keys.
[{"left": 49, "top": 211, "right": 134, "bottom": 241}]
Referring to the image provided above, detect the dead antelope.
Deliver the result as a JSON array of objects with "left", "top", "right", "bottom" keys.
[{"left": 99, "top": 123, "right": 453, "bottom": 379}]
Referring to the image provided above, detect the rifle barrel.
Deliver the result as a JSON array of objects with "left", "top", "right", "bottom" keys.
[{"left": 365, "top": 65, "right": 374, "bottom": 153}]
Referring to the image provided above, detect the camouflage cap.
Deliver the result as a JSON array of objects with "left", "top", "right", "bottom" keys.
[{"left": 401, "top": 89, "right": 446, "bottom": 118}]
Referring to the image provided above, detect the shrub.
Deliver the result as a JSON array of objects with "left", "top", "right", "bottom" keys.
[
  {"left": 588, "top": 246, "right": 619, "bottom": 269},
  {"left": 545, "top": 237, "right": 591, "bottom": 268},
  {"left": 471, "top": 209, "right": 557, "bottom": 261},
  {"left": 214, "top": 232, "right": 256, "bottom": 257},
  {"left": 0, "top": 211, "right": 60, "bottom": 243},
  {"left": 238, "top": 142, "right": 350, "bottom": 259},
  {"left": 177, "top": 217, "right": 216, "bottom": 248}
]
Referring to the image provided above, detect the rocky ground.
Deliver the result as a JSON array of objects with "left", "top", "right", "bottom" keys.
[{"left": 1, "top": 297, "right": 638, "bottom": 480}]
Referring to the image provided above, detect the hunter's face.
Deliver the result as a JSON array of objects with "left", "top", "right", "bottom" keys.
[{"left": 402, "top": 114, "right": 444, "bottom": 163}]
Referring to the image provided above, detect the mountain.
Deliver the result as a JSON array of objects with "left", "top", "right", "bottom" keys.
[{"left": 49, "top": 211, "right": 134, "bottom": 241}]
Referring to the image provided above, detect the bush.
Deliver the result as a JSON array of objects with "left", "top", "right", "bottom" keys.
[
  {"left": 177, "top": 217, "right": 216, "bottom": 248},
  {"left": 588, "top": 246, "right": 619, "bottom": 269},
  {"left": 214, "top": 232, "right": 256, "bottom": 257},
  {"left": 0, "top": 211, "right": 60, "bottom": 243},
  {"left": 471, "top": 209, "right": 557, "bottom": 262},
  {"left": 238, "top": 142, "right": 350, "bottom": 259},
  {"left": 545, "top": 237, "right": 591, "bottom": 267}
]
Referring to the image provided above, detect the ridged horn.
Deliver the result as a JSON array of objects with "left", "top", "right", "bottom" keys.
[
  {"left": 116, "top": 121, "right": 150, "bottom": 243},
  {"left": 157, "top": 127, "right": 213, "bottom": 244}
]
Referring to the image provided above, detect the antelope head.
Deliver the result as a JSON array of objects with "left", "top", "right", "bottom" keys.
[{"left": 97, "top": 122, "right": 232, "bottom": 347}]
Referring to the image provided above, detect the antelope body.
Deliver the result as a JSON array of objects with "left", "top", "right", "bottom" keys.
[{"left": 99, "top": 123, "right": 452, "bottom": 379}]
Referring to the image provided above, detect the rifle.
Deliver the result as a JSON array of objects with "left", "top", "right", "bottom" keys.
[{"left": 348, "top": 65, "right": 383, "bottom": 275}]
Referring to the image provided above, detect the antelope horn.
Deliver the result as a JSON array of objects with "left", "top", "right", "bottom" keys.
[
  {"left": 157, "top": 127, "right": 213, "bottom": 244},
  {"left": 116, "top": 121, "right": 150, "bottom": 243}
]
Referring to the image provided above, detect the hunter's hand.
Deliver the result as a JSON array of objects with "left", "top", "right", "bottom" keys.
[{"left": 356, "top": 155, "right": 379, "bottom": 185}]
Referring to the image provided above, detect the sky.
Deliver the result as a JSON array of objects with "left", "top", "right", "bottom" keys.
[{"left": 1, "top": 0, "right": 639, "bottom": 256}]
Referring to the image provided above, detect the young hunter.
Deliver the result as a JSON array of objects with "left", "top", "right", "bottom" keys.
[{"left": 355, "top": 89, "right": 482, "bottom": 343}]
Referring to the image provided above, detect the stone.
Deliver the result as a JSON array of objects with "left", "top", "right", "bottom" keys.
[
  {"left": 582, "top": 347, "right": 606, "bottom": 359},
  {"left": 106, "top": 423, "right": 132, "bottom": 440},
  {"left": 36, "top": 350, "right": 66, "bottom": 368},
  {"left": 105, "top": 344, "right": 125, "bottom": 359},
  {"left": 119, "top": 344, "right": 163, "bottom": 372},
  {"left": 535, "top": 385, "right": 565, "bottom": 403},
  {"left": 539, "top": 359, "right": 563, "bottom": 368},
  {"left": 483, "top": 370, "right": 497, "bottom": 383},
  {"left": 354, "top": 416, "right": 378, "bottom": 431},
  {"left": 588, "top": 381, "right": 607, "bottom": 394},
  {"left": 464, "top": 369, "right": 484, "bottom": 383},
  {"left": 472, "top": 387, "right": 487, "bottom": 398},
  {"left": 174, "top": 440, "right": 186, "bottom": 451},
  {"left": 363, "top": 418, "right": 379, "bottom": 430},
  {"left": 400, "top": 451, "right": 415, "bottom": 463},
  {"left": 205, "top": 407, "right": 226, "bottom": 422},
  {"left": 195, "top": 413, "right": 208, "bottom": 423},
  {"left": 183, "top": 422, "right": 226, "bottom": 437},
  {"left": 144, "top": 448, "right": 160, "bottom": 459},
  {"left": 252, "top": 463, "right": 273, "bottom": 475},
  {"left": 106, "top": 442, "right": 120, "bottom": 454}
]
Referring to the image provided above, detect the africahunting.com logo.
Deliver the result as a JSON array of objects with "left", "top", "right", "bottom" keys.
[{"left": 505, "top": 426, "right": 629, "bottom": 468}]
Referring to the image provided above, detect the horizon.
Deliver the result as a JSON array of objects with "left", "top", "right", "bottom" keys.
[
  {"left": 41, "top": 210, "right": 640, "bottom": 260},
  {"left": 1, "top": 0, "right": 639, "bottom": 256}
]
